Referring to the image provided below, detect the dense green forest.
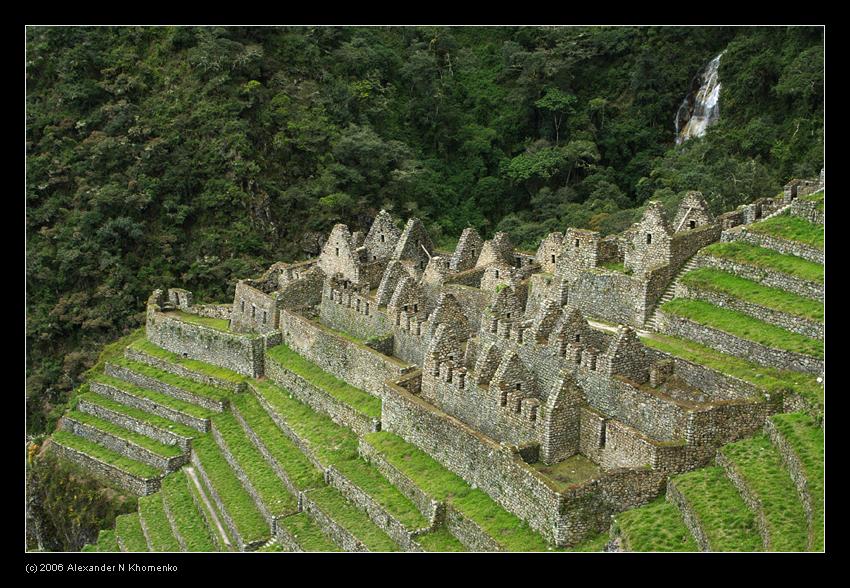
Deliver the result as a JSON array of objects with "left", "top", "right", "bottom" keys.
[{"left": 26, "top": 26, "right": 823, "bottom": 437}]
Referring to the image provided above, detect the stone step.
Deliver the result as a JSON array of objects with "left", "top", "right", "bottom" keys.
[
  {"left": 764, "top": 413, "right": 824, "bottom": 551},
  {"left": 90, "top": 375, "right": 212, "bottom": 432},
  {"left": 115, "top": 512, "right": 150, "bottom": 552},
  {"left": 76, "top": 392, "right": 196, "bottom": 452},
  {"left": 161, "top": 469, "right": 221, "bottom": 552},
  {"left": 666, "top": 466, "right": 762, "bottom": 552},
  {"left": 105, "top": 359, "right": 230, "bottom": 412},
  {"left": 190, "top": 435, "right": 271, "bottom": 551},
  {"left": 138, "top": 492, "right": 182, "bottom": 552},
  {"left": 49, "top": 429, "right": 162, "bottom": 496},
  {"left": 61, "top": 410, "right": 186, "bottom": 473},
  {"left": 716, "top": 435, "right": 808, "bottom": 551}
]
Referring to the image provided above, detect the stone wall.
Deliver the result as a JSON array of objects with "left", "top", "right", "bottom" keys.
[
  {"left": 657, "top": 310, "right": 824, "bottom": 375},
  {"left": 49, "top": 438, "right": 161, "bottom": 496},
  {"left": 644, "top": 347, "right": 760, "bottom": 402},
  {"left": 146, "top": 308, "right": 266, "bottom": 378},
  {"left": 722, "top": 227, "right": 823, "bottom": 264},
  {"left": 693, "top": 254, "right": 823, "bottom": 302},
  {"left": 104, "top": 362, "right": 227, "bottom": 412},
  {"left": 685, "top": 399, "right": 779, "bottom": 447},
  {"left": 89, "top": 380, "right": 210, "bottom": 433},
  {"left": 230, "top": 281, "right": 281, "bottom": 334},
  {"left": 300, "top": 490, "right": 370, "bottom": 552},
  {"left": 264, "top": 354, "right": 380, "bottom": 436},
  {"left": 124, "top": 346, "right": 246, "bottom": 393},
  {"left": 676, "top": 281, "right": 823, "bottom": 340},
  {"left": 76, "top": 396, "right": 193, "bottom": 451},
  {"left": 790, "top": 198, "right": 824, "bottom": 226},
  {"left": 318, "top": 285, "right": 390, "bottom": 342},
  {"left": 278, "top": 309, "right": 411, "bottom": 400}
]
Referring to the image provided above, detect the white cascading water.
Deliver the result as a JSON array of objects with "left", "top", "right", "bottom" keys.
[{"left": 675, "top": 51, "right": 725, "bottom": 145}]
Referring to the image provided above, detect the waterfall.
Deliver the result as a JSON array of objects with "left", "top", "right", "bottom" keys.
[{"left": 675, "top": 51, "right": 725, "bottom": 145}]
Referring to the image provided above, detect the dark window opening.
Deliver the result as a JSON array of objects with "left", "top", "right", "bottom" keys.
[
  {"left": 241, "top": 300, "right": 245, "bottom": 313},
  {"left": 495, "top": 270, "right": 500, "bottom": 278},
  {"left": 575, "top": 239, "right": 580, "bottom": 248},
  {"left": 551, "top": 254, "right": 556, "bottom": 263},
  {"left": 413, "top": 303, "right": 418, "bottom": 313},
  {"left": 252, "top": 306, "right": 256, "bottom": 319},
  {"left": 574, "top": 333, "right": 581, "bottom": 343},
  {"left": 335, "top": 247, "right": 339, "bottom": 256},
  {"left": 380, "top": 234, "right": 385, "bottom": 243},
  {"left": 646, "top": 233, "right": 652, "bottom": 245},
  {"left": 689, "top": 220, "right": 696, "bottom": 229},
  {"left": 600, "top": 422, "right": 607, "bottom": 448},
  {"left": 262, "top": 311, "right": 267, "bottom": 325},
  {"left": 515, "top": 383, "right": 521, "bottom": 391},
  {"left": 506, "top": 312, "right": 511, "bottom": 319}
]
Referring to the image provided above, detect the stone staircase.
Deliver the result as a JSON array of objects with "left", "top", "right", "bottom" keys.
[{"left": 645, "top": 256, "right": 700, "bottom": 331}]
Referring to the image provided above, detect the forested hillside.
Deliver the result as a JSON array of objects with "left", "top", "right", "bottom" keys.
[{"left": 26, "top": 26, "right": 823, "bottom": 437}]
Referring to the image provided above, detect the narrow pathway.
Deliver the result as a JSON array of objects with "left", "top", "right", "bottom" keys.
[
  {"left": 587, "top": 319, "right": 652, "bottom": 339},
  {"left": 185, "top": 465, "right": 233, "bottom": 550}
]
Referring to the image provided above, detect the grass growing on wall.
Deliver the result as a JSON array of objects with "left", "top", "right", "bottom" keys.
[
  {"left": 192, "top": 435, "right": 269, "bottom": 545},
  {"left": 130, "top": 339, "right": 247, "bottom": 385},
  {"left": 720, "top": 435, "right": 808, "bottom": 551},
  {"left": 91, "top": 374, "right": 214, "bottom": 420},
  {"left": 164, "top": 310, "right": 232, "bottom": 333},
  {"left": 748, "top": 213, "right": 824, "bottom": 249},
  {"left": 95, "top": 529, "right": 120, "bottom": 552},
  {"left": 111, "top": 357, "right": 231, "bottom": 404},
  {"left": 64, "top": 410, "right": 184, "bottom": 459},
  {"left": 138, "top": 493, "right": 181, "bottom": 552},
  {"left": 279, "top": 512, "right": 341, "bottom": 552},
  {"left": 266, "top": 344, "right": 381, "bottom": 419},
  {"left": 680, "top": 268, "right": 823, "bottom": 322},
  {"left": 671, "top": 467, "right": 762, "bottom": 552},
  {"left": 614, "top": 497, "right": 699, "bottom": 552},
  {"left": 248, "top": 381, "right": 425, "bottom": 529},
  {"left": 76, "top": 391, "right": 199, "bottom": 439},
  {"left": 229, "top": 392, "right": 324, "bottom": 491},
  {"left": 640, "top": 333, "right": 823, "bottom": 409},
  {"left": 770, "top": 412, "right": 824, "bottom": 550},
  {"left": 115, "top": 512, "right": 149, "bottom": 552},
  {"left": 701, "top": 242, "right": 824, "bottom": 284},
  {"left": 661, "top": 298, "right": 823, "bottom": 359},
  {"left": 51, "top": 430, "right": 161, "bottom": 479},
  {"left": 161, "top": 471, "right": 218, "bottom": 552},
  {"left": 307, "top": 486, "right": 400, "bottom": 552},
  {"left": 363, "top": 432, "right": 558, "bottom": 552},
  {"left": 211, "top": 412, "right": 299, "bottom": 518}
]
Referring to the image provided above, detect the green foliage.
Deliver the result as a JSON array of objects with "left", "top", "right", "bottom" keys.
[
  {"left": 130, "top": 338, "right": 247, "bottom": 384},
  {"left": 26, "top": 451, "right": 138, "bottom": 552},
  {"left": 661, "top": 298, "right": 823, "bottom": 358},
  {"left": 64, "top": 410, "right": 184, "bottom": 458},
  {"left": 92, "top": 373, "right": 214, "bottom": 420},
  {"left": 416, "top": 527, "right": 467, "bottom": 552},
  {"left": 26, "top": 26, "right": 822, "bottom": 437},
  {"left": 308, "top": 486, "right": 399, "bottom": 551},
  {"left": 51, "top": 429, "right": 161, "bottom": 478},
  {"left": 138, "top": 493, "right": 181, "bottom": 552},
  {"left": 111, "top": 356, "right": 231, "bottom": 404},
  {"left": 115, "top": 512, "right": 150, "bottom": 552}
]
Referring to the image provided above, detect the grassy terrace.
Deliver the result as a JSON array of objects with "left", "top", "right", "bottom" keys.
[
  {"left": 95, "top": 530, "right": 120, "bottom": 552},
  {"left": 139, "top": 493, "right": 181, "bottom": 552},
  {"left": 115, "top": 513, "right": 149, "bottom": 552},
  {"left": 192, "top": 435, "right": 269, "bottom": 545},
  {"left": 129, "top": 339, "right": 247, "bottom": 385},
  {"left": 363, "top": 432, "right": 557, "bottom": 552},
  {"left": 230, "top": 392, "right": 324, "bottom": 491},
  {"left": 279, "top": 512, "right": 340, "bottom": 552},
  {"left": 801, "top": 190, "right": 825, "bottom": 210},
  {"left": 164, "top": 310, "right": 232, "bottom": 333},
  {"left": 52, "top": 430, "right": 160, "bottom": 479},
  {"left": 615, "top": 497, "right": 699, "bottom": 552},
  {"left": 161, "top": 471, "right": 218, "bottom": 551},
  {"left": 308, "top": 486, "right": 399, "bottom": 552},
  {"left": 701, "top": 242, "right": 823, "bottom": 284},
  {"left": 672, "top": 467, "right": 762, "bottom": 552},
  {"left": 641, "top": 333, "right": 823, "bottom": 409},
  {"left": 770, "top": 412, "right": 824, "bottom": 550},
  {"left": 91, "top": 374, "right": 214, "bottom": 421},
  {"left": 186, "top": 471, "right": 231, "bottom": 551},
  {"left": 748, "top": 212, "right": 824, "bottom": 249},
  {"left": 720, "top": 435, "right": 808, "bottom": 551},
  {"left": 661, "top": 298, "right": 823, "bottom": 359},
  {"left": 266, "top": 343, "right": 381, "bottom": 419},
  {"left": 111, "top": 356, "right": 231, "bottom": 405},
  {"left": 75, "top": 390, "right": 199, "bottom": 439},
  {"left": 64, "top": 410, "right": 183, "bottom": 459},
  {"left": 416, "top": 527, "right": 467, "bottom": 552},
  {"left": 211, "top": 412, "right": 299, "bottom": 518},
  {"left": 250, "top": 381, "right": 427, "bottom": 529},
  {"left": 680, "top": 268, "right": 823, "bottom": 322}
]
